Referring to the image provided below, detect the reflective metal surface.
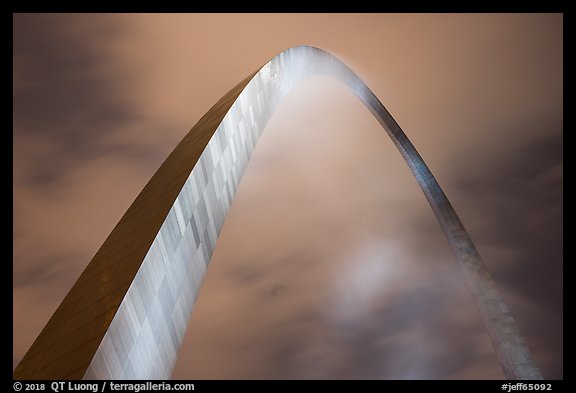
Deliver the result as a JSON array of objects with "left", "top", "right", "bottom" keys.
[{"left": 14, "top": 46, "right": 542, "bottom": 380}]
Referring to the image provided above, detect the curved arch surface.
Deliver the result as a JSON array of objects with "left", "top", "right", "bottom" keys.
[{"left": 13, "top": 46, "right": 542, "bottom": 380}]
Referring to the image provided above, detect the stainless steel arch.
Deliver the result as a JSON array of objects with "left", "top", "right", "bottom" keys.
[{"left": 14, "top": 46, "right": 543, "bottom": 380}]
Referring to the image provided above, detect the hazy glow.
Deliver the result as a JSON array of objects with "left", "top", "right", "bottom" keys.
[{"left": 13, "top": 14, "right": 562, "bottom": 379}]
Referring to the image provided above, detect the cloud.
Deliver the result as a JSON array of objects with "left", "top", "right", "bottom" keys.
[
  {"left": 13, "top": 14, "right": 562, "bottom": 380},
  {"left": 13, "top": 14, "right": 149, "bottom": 188},
  {"left": 444, "top": 122, "right": 563, "bottom": 379},
  {"left": 173, "top": 77, "right": 509, "bottom": 379}
]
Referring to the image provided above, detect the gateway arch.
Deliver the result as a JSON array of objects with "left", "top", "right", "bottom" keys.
[{"left": 13, "top": 46, "right": 543, "bottom": 380}]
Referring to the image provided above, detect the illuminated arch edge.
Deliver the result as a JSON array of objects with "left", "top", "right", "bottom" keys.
[{"left": 13, "top": 46, "right": 543, "bottom": 380}]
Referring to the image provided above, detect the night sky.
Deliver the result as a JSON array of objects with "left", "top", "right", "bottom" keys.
[{"left": 13, "top": 14, "right": 563, "bottom": 379}]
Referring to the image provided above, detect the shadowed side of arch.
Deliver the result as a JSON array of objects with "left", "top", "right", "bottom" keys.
[{"left": 13, "top": 46, "right": 542, "bottom": 380}]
